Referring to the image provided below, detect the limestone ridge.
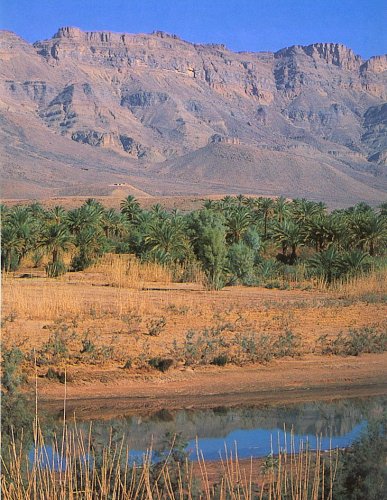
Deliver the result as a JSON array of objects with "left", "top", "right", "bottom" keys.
[{"left": 0, "top": 27, "right": 386, "bottom": 203}]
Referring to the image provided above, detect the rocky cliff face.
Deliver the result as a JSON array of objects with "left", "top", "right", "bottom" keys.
[{"left": 0, "top": 27, "right": 386, "bottom": 204}]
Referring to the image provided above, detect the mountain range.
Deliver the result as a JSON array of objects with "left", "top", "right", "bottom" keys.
[{"left": 1, "top": 27, "right": 386, "bottom": 205}]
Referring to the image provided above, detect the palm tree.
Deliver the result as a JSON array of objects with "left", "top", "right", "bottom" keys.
[
  {"left": 308, "top": 246, "right": 342, "bottom": 284},
  {"left": 67, "top": 204, "right": 102, "bottom": 236},
  {"left": 7, "top": 206, "right": 38, "bottom": 263},
  {"left": 226, "top": 207, "right": 252, "bottom": 243},
  {"left": 378, "top": 202, "right": 387, "bottom": 217},
  {"left": 102, "top": 209, "right": 128, "bottom": 238},
  {"left": 220, "top": 196, "right": 236, "bottom": 210},
  {"left": 120, "top": 195, "right": 141, "bottom": 222},
  {"left": 236, "top": 194, "right": 247, "bottom": 207},
  {"left": 203, "top": 200, "right": 216, "bottom": 210},
  {"left": 274, "top": 196, "right": 289, "bottom": 223},
  {"left": 27, "top": 201, "right": 47, "bottom": 219},
  {"left": 348, "top": 212, "right": 387, "bottom": 256},
  {"left": 339, "top": 250, "right": 371, "bottom": 277},
  {"left": 258, "top": 198, "right": 274, "bottom": 238},
  {"left": 271, "top": 219, "right": 304, "bottom": 262},
  {"left": 1, "top": 226, "right": 23, "bottom": 272},
  {"left": 85, "top": 198, "right": 105, "bottom": 217},
  {"left": 305, "top": 214, "right": 346, "bottom": 252},
  {"left": 72, "top": 226, "right": 107, "bottom": 270},
  {"left": 39, "top": 223, "right": 73, "bottom": 277},
  {"left": 144, "top": 217, "right": 188, "bottom": 262},
  {"left": 291, "top": 198, "right": 326, "bottom": 224},
  {"left": 150, "top": 204, "right": 168, "bottom": 218},
  {"left": 47, "top": 206, "right": 67, "bottom": 225}
]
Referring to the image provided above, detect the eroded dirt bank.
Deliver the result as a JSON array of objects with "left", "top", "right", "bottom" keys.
[{"left": 37, "top": 353, "right": 387, "bottom": 419}]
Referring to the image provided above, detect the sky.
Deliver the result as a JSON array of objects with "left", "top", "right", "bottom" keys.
[{"left": 1, "top": 0, "right": 386, "bottom": 59}]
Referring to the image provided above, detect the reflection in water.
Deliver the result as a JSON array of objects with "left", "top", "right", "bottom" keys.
[{"left": 66, "top": 396, "right": 386, "bottom": 460}]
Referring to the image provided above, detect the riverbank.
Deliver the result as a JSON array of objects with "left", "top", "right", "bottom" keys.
[{"left": 36, "top": 352, "right": 387, "bottom": 419}]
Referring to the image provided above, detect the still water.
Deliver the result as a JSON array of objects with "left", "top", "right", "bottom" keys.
[{"left": 66, "top": 395, "right": 386, "bottom": 462}]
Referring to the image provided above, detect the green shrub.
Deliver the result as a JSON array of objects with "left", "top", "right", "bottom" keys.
[
  {"left": 211, "top": 354, "right": 228, "bottom": 366},
  {"left": 273, "top": 330, "right": 301, "bottom": 357},
  {"left": 227, "top": 242, "right": 255, "bottom": 283},
  {"left": 346, "top": 327, "right": 387, "bottom": 356},
  {"left": 317, "top": 328, "right": 387, "bottom": 356},
  {"left": 235, "top": 332, "right": 274, "bottom": 364},
  {"left": 80, "top": 337, "right": 96, "bottom": 354},
  {"left": 1, "top": 347, "right": 25, "bottom": 394},
  {"left": 45, "top": 368, "right": 66, "bottom": 383},
  {"left": 333, "top": 419, "right": 387, "bottom": 499}
]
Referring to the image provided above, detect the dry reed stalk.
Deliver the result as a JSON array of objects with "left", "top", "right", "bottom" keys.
[
  {"left": 90, "top": 254, "right": 173, "bottom": 289},
  {"left": 2, "top": 423, "right": 338, "bottom": 500},
  {"left": 2, "top": 277, "right": 165, "bottom": 322},
  {"left": 315, "top": 267, "right": 387, "bottom": 297}
]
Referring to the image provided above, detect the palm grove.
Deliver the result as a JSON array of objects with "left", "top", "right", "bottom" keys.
[{"left": 1, "top": 196, "right": 386, "bottom": 289}]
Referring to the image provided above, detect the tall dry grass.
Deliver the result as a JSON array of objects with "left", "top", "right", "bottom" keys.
[
  {"left": 2, "top": 278, "right": 164, "bottom": 321},
  {"left": 90, "top": 254, "right": 174, "bottom": 289},
  {"left": 1, "top": 417, "right": 338, "bottom": 500},
  {"left": 1, "top": 254, "right": 203, "bottom": 322},
  {"left": 333, "top": 267, "right": 387, "bottom": 299},
  {"left": 313, "top": 266, "right": 387, "bottom": 301}
]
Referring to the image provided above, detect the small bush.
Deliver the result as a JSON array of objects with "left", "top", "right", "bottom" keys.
[
  {"left": 235, "top": 332, "right": 274, "bottom": 364},
  {"left": 148, "top": 357, "right": 174, "bottom": 372},
  {"left": 45, "top": 368, "right": 66, "bottom": 383},
  {"left": 1, "top": 347, "right": 25, "bottom": 394},
  {"left": 123, "top": 358, "right": 132, "bottom": 369},
  {"left": 273, "top": 330, "right": 301, "bottom": 357},
  {"left": 46, "top": 260, "right": 67, "bottom": 278},
  {"left": 39, "top": 322, "right": 78, "bottom": 362},
  {"left": 147, "top": 317, "right": 167, "bottom": 336},
  {"left": 80, "top": 337, "right": 95, "bottom": 354},
  {"left": 211, "top": 354, "right": 228, "bottom": 366},
  {"left": 317, "top": 327, "right": 387, "bottom": 356}
]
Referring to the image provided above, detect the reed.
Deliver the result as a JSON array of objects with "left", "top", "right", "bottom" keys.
[
  {"left": 90, "top": 254, "right": 174, "bottom": 289},
  {"left": 1, "top": 417, "right": 338, "bottom": 499},
  {"left": 332, "top": 267, "right": 387, "bottom": 299}
]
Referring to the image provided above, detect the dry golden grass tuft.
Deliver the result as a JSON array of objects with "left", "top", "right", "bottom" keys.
[
  {"left": 90, "top": 254, "right": 173, "bottom": 289},
  {"left": 332, "top": 267, "right": 387, "bottom": 300}
]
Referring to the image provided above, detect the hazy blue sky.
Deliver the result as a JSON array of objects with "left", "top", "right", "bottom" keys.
[{"left": 1, "top": 0, "right": 386, "bottom": 58}]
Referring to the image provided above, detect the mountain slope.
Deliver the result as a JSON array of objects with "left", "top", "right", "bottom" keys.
[{"left": 0, "top": 27, "right": 386, "bottom": 204}]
